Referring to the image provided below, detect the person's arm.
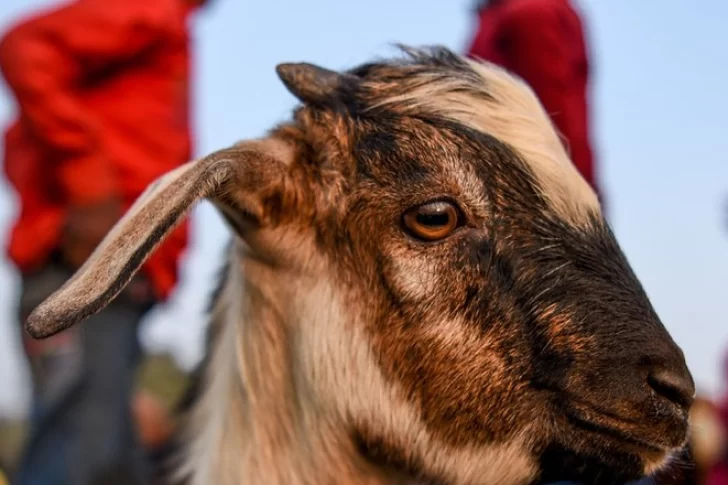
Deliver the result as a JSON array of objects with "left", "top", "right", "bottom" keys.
[
  {"left": 0, "top": 1, "right": 181, "bottom": 267},
  {"left": 0, "top": 0, "right": 174, "bottom": 205},
  {"left": 503, "top": 5, "right": 572, "bottom": 114},
  {"left": 502, "top": 4, "right": 597, "bottom": 192},
  {"left": 465, "top": 12, "right": 490, "bottom": 61}
]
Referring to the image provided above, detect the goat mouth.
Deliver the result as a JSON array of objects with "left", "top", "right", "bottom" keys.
[
  {"left": 565, "top": 408, "right": 666, "bottom": 454},
  {"left": 561, "top": 397, "right": 688, "bottom": 455}
]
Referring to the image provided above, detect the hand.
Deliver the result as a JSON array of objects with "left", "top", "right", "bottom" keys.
[
  {"left": 60, "top": 198, "right": 122, "bottom": 268},
  {"left": 126, "top": 276, "right": 155, "bottom": 305}
]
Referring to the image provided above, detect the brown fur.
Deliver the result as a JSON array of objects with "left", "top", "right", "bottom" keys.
[{"left": 26, "top": 46, "right": 693, "bottom": 485}]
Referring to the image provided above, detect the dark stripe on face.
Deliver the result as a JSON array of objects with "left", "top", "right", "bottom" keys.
[{"left": 353, "top": 123, "right": 436, "bottom": 186}]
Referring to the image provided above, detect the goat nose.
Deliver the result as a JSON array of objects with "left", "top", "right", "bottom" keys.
[{"left": 647, "top": 365, "right": 695, "bottom": 411}]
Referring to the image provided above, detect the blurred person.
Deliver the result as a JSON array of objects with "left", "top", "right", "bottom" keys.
[
  {"left": 705, "top": 353, "right": 728, "bottom": 485},
  {"left": 465, "top": 0, "right": 603, "bottom": 205},
  {"left": 708, "top": 444, "right": 728, "bottom": 483},
  {"left": 686, "top": 396, "right": 724, "bottom": 485},
  {"left": 0, "top": 0, "right": 212, "bottom": 483}
]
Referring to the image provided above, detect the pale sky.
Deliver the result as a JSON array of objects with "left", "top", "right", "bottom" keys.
[{"left": 0, "top": 0, "right": 726, "bottom": 417}]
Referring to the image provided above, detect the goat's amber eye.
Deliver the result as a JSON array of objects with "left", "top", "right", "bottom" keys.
[{"left": 403, "top": 201, "right": 460, "bottom": 241}]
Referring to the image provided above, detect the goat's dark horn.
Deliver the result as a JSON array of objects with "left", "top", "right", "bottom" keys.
[{"left": 276, "top": 62, "right": 355, "bottom": 105}]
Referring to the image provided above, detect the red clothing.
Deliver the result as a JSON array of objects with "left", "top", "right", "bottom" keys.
[
  {"left": 708, "top": 464, "right": 728, "bottom": 485},
  {"left": 0, "top": 0, "right": 197, "bottom": 299},
  {"left": 705, "top": 355, "right": 728, "bottom": 485},
  {"left": 466, "top": 0, "right": 599, "bottom": 195}
]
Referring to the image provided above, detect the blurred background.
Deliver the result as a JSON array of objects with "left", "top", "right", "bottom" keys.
[{"left": 0, "top": 0, "right": 726, "bottom": 483}]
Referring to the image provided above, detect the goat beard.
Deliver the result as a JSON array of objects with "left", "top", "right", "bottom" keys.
[{"left": 534, "top": 442, "right": 646, "bottom": 485}]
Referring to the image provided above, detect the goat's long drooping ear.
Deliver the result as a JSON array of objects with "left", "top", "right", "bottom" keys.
[
  {"left": 26, "top": 146, "right": 287, "bottom": 339},
  {"left": 276, "top": 62, "right": 358, "bottom": 105}
]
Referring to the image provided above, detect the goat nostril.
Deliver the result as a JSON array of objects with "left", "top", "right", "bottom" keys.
[{"left": 647, "top": 367, "right": 695, "bottom": 410}]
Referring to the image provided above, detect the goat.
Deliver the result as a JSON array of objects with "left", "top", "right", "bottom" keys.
[{"left": 25, "top": 46, "right": 694, "bottom": 485}]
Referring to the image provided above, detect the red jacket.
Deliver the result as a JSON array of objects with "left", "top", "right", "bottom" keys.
[
  {"left": 0, "top": 0, "right": 197, "bottom": 299},
  {"left": 466, "top": 0, "right": 599, "bottom": 196}
]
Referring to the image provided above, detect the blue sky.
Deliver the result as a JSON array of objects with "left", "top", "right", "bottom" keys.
[{"left": 0, "top": 0, "right": 726, "bottom": 417}]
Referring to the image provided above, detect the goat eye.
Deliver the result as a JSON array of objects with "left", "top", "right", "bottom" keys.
[{"left": 402, "top": 201, "right": 460, "bottom": 241}]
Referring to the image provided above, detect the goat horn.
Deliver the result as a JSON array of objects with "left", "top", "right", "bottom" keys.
[{"left": 276, "top": 62, "right": 355, "bottom": 105}]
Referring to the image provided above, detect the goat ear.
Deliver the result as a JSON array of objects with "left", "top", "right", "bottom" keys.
[
  {"left": 25, "top": 146, "right": 286, "bottom": 339},
  {"left": 276, "top": 62, "right": 358, "bottom": 105}
]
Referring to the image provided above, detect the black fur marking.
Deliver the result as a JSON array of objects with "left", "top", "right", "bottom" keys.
[
  {"left": 536, "top": 442, "right": 644, "bottom": 485},
  {"left": 354, "top": 126, "right": 436, "bottom": 186}
]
